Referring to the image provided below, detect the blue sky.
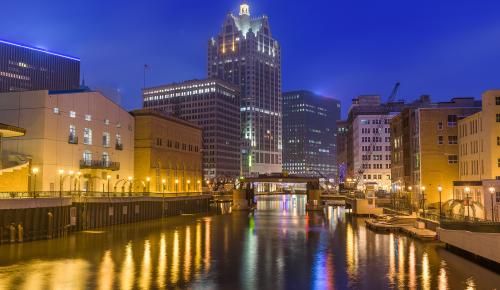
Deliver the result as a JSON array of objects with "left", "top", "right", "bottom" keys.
[{"left": 1, "top": 0, "right": 500, "bottom": 117}]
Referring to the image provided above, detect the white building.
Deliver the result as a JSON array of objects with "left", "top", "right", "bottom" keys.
[
  {"left": 352, "top": 114, "right": 394, "bottom": 191},
  {"left": 0, "top": 89, "right": 134, "bottom": 193}
]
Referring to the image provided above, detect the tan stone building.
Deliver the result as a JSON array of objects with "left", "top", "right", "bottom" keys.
[
  {"left": 391, "top": 97, "right": 481, "bottom": 209},
  {"left": 0, "top": 123, "right": 28, "bottom": 192},
  {"left": 131, "top": 109, "right": 203, "bottom": 193},
  {"left": 455, "top": 90, "right": 500, "bottom": 220},
  {"left": 0, "top": 90, "right": 134, "bottom": 194}
]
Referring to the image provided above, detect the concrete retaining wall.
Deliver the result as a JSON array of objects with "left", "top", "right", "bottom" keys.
[{"left": 438, "top": 228, "right": 500, "bottom": 264}]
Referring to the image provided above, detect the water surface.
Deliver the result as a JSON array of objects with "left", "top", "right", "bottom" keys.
[{"left": 0, "top": 198, "right": 498, "bottom": 289}]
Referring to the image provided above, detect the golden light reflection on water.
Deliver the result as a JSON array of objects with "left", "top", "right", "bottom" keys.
[
  {"left": 139, "top": 240, "right": 151, "bottom": 290},
  {"left": 465, "top": 277, "right": 477, "bottom": 290},
  {"left": 195, "top": 223, "right": 202, "bottom": 271},
  {"left": 408, "top": 241, "right": 416, "bottom": 290},
  {"left": 388, "top": 234, "right": 395, "bottom": 286},
  {"left": 422, "top": 252, "right": 430, "bottom": 290},
  {"left": 97, "top": 251, "right": 114, "bottom": 290},
  {"left": 50, "top": 259, "right": 89, "bottom": 290},
  {"left": 184, "top": 226, "right": 192, "bottom": 281},
  {"left": 397, "top": 238, "right": 405, "bottom": 287},
  {"left": 120, "top": 243, "right": 135, "bottom": 290},
  {"left": 204, "top": 219, "right": 211, "bottom": 272},
  {"left": 438, "top": 260, "right": 449, "bottom": 290},
  {"left": 345, "top": 222, "right": 358, "bottom": 282},
  {"left": 157, "top": 234, "right": 167, "bottom": 288},
  {"left": 171, "top": 231, "right": 180, "bottom": 285}
]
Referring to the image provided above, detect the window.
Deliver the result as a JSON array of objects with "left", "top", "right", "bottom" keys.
[
  {"left": 85, "top": 114, "right": 92, "bottom": 121},
  {"left": 448, "top": 115, "right": 457, "bottom": 126},
  {"left": 105, "top": 119, "right": 110, "bottom": 125},
  {"left": 116, "top": 134, "right": 122, "bottom": 145},
  {"left": 448, "top": 136, "right": 458, "bottom": 144},
  {"left": 496, "top": 96, "right": 500, "bottom": 105},
  {"left": 497, "top": 114, "right": 500, "bottom": 123},
  {"left": 448, "top": 155, "right": 458, "bottom": 164},
  {"left": 497, "top": 137, "right": 500, "bottom": 146},
  {"left": 102, "top": 132, "right": 110, "bottom": 147},
  {"left": 83, "top": 128, "right": 92, "bottom": 145},
  {"left": 53, "top": 107, "right": 60, "bottom": 114},
  {"left": 70, "top": 111, "right": 76, "bottom": 118},
  {"left": 497, "top": 192, "right": 500, "bottom": 203},
  {"left": 69, "top": 125, "right": 77, "bottom": 144},
  {"left": 438, "top": 136, "right": 443, "bottom": 145},
  {"left": 102, "top": 152, "right": 110, "bottom": 166},
  {"left": 438, "top": 122, "right": 443, "bottom": 130},
  {"left": 498, "top": 158, "right": 500, "bottom": 168},
  {"left": 83, "top": 150, "right": 92, "bottom": 164}
]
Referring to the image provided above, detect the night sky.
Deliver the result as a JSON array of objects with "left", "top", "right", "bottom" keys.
[{"left": 1, "top": 0, "right": 500, "bottom": 117}]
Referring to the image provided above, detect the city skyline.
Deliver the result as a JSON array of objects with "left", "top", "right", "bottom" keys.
[{"left": 1, "top": 0, "right": 500, "bottom": 117}]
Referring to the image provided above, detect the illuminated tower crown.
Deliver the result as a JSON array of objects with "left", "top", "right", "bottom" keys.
[{"left": 240, "top": 2, "right": 250, "bottom": 16}]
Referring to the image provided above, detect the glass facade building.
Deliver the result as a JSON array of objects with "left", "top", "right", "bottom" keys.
[
  {"left": 283, "top": 91, "right": 341, "bottom": 178},
  {"left": 142, "top": 79, "right": 241, "bottom": 180},
  {"left": 208, "top": 2, "right": 282, "bottom": 176},
  {"left": 0, "top": 39, "right": 80, "bottom": 92}
]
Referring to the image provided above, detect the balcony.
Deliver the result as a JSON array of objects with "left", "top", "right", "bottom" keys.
[
  {"left": 80, "top": 159, "right": 120, "bottom": 171},
  {"left": 68, "top": 134, "right": 78, "bottom": 144},
  {"left": 115, "top": 143, "right": 123, "bottom": 151}
]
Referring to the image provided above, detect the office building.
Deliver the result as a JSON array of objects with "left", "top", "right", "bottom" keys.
[
  {"left": 0, "top": 123, "right": 27, "bottom": 192},
  {"left": 282, "top": 91, "right": 340, "bottom": 177},
  {"left": 0, "top": 89, "right": 134, "bottom": 193},
  {"left": 344, "top": 95, "right": 405, "bottom": 191},
  {"left": 391, "top": 97, "right": 481, "bottom": 208},
  {"left": 131, "top": 109, "right": 203, "bottom": 193},
  {"left": 208, "top": 2, "right": 282, "bottom": 176},
  {"left": 454, "top": 90, "right": 500, "bottom": 220},
  {"left": 142, "top": 79, "right": 240, "bottom": 180},
  {"left": 0, "top": 39, "right": 80, "bottom": 92}
]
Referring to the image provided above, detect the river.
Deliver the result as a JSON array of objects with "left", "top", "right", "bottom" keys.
[{"left": 0, "top": 196, "right": 498, "bottom": 289}]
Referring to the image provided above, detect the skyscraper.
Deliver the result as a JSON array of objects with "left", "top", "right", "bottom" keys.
[
  {"left": 282, "top": 91, "right": 340, "bottom": 178},
  {"left": 0, "top": 39, "right": 80, "bottom": 92},
  {"left": 142, "top": 79, "right": 241, "bottom": 180},
  {"left": 208, "top": 2, "right": 282, "bottom": 176}
]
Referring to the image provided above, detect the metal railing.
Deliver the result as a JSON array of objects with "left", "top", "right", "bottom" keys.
[
  {"left": 440, "top": 218, "right": 500, "bottom": 233},
  {"left": 0, "top": 191, "right": 204, "bottom": 199}
]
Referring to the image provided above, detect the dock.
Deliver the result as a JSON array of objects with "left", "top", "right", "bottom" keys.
[{"left": 365, "top": 218, "right": 437, "bottom": 241}]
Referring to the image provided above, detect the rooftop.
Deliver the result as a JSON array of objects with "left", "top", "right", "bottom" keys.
[{"left": 0, "top": 39, "right": 80, "bottom": 61}]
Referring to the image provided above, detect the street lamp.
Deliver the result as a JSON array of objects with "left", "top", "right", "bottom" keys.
[
  {"left": 408, "top": 186, "right": 413, "bottom": 214},
  {"left": 128, "top": 176, "right": 133, "bottom": 196},
  {"left": 175, "top": 179, "right": 179, "bottom": 195},
  {"left": 438, "top": 186, "right": 443, "bottom": 218},
  {"left": 107, "top": 175, "right": 112, "bottom": 197},
  {"left": 489, "top": 187, "right": 496, "bottom": 221},
  {"left": 32, "top": 167, "right": 39, "bottom": 198},
  {"left": 197, "top": 180, "right": 201, "bottom": 193},
  {"left": 76, "top": 172, "right": 82, "bottom": 195},
  {"left": 187, "top": 179, "right": 191, "bottom": 193},
  {"left": 421, "top": 186, "right": 426, "bottom": 218},
  {"left": 146, "top": 177, "right": 151, "bottom": 194},
  {"left": 68, "top": 171, "right": 74, "bottom": 195},
  {"left": 465, "top": 187, "right": 471, "bottom": 220},
  {"left": 58, "top": 169, "right": 64, "bottom": 197}
]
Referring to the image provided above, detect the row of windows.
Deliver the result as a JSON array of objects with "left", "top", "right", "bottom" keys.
[
  {"left": 155, "top": 138, "right": 199, "bottom": 152},
  {"left": 362, "top": 164, "right": 391, "bottom": 169},
  {"left": 363, "top": 174, "right": 390, "bottom": 180},
  {"left": 437, "top": 135, "right": 458, "bottom": 145},
  {"left": 69, "top": 125, "right": 122, "bottom": 148},
  {"left": 361, "top": 146, "right": 391, "bottom": 152}
]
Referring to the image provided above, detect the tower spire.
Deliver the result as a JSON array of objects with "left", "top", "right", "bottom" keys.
[{"left": 239, "top": 1, "right": 250, "bottom": 16}]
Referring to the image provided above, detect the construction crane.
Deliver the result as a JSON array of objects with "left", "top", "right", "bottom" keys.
[{"left": 352, "top": 82, "right": 400, "bottom": 192}]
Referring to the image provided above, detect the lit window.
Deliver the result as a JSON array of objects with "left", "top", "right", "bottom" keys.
[
  {"left": 83, "top": 150, "right": 92, "bottom": 164},
  {"left": 448, "top": 155, "right": 458, "bottom": 164},
  {"left": 102, "top": 132, "right": 110, "bottom": 147},
  {"left": 105, "top": 119, "right": 110, "bottom": 125},
  {"left": 83, "top": 128, "right": 92, "bottom": 145},
  {"left": 70, "top": 111, "right": 76, "bottom": 118},
  {"left": 53, "top": 108, "right": 60, "bottom": 114},
  {"left": 85, "top": 114, "right": 92, "bottom": 121}
]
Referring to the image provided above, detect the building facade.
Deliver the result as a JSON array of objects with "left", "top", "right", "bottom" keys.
[
  {"left": 336, "top": 120, "right": 348, "bottom": 183},
  {"left": 344, "top": 95, "right": 405, "bottom": 191},
  {"left": 0, "top": 39, "right": 80, "bottom": 92},
  {"left": 0, "top": 90, "right": 134, "bottom": 193},
  {"left": 142, "top": 79, "right": 240, "bottom": 180},
  {"left": 0, "top": 123, "right": 27, "bottom": 192},
  {"left": 454, "top": 90, "right": 500, "bottom": 220},
  {"left": 208, "top": 2, "right": 282, "bottom": 176},
  {"left": 131, "top": 109, "right": 203, "bottom": 193},
  {"left": 391, "top": 97, "right": 481, "bottom": 208},
  {"left": 282, "top": 91, "right": 340, "bottom": 177}
]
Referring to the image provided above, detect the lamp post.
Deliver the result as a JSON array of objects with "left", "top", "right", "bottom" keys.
[
  {"left": 408, "top": 186, "right": 413, "bottom": 214},
  {"left": 76, "top": 172, "right": 81, "bottom": 195},
  {"left": 146, "top": 177, "right": 151, "bottom": 194},
  {"left": 187, "top": 180, "right": 191, "bottom": 194},
  {"left": 465, "top": 187, "right": 471, "bottom": 220},
  {"left": 58, "top": 169, "right": 64, "bottom": 198},
  {"left": 68, "top": 171, "right": 74, "bottom": 195},
  {"left": 421, "top": 186, "right": 426, "bottom": 218},
  {"left": 438, "top": 186, "right": 443, "bottom": 219},
  {"left": 197, "top": 180, "right": 201, "bottom": 194},
  {"left": 107, "top": 175, "right": 111, "bottom": 197},
  {"left": 489, "top": 187, "right": 495, "bottom": 222},
  {"left": 128, "top": 176, "right": 133, "bottom": 196},
  {"left": 175, "top": 179, "right": 179, "bottom": 196},
  {"left": 32, "top": 167, "right": 39, "bottom": 198}
]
